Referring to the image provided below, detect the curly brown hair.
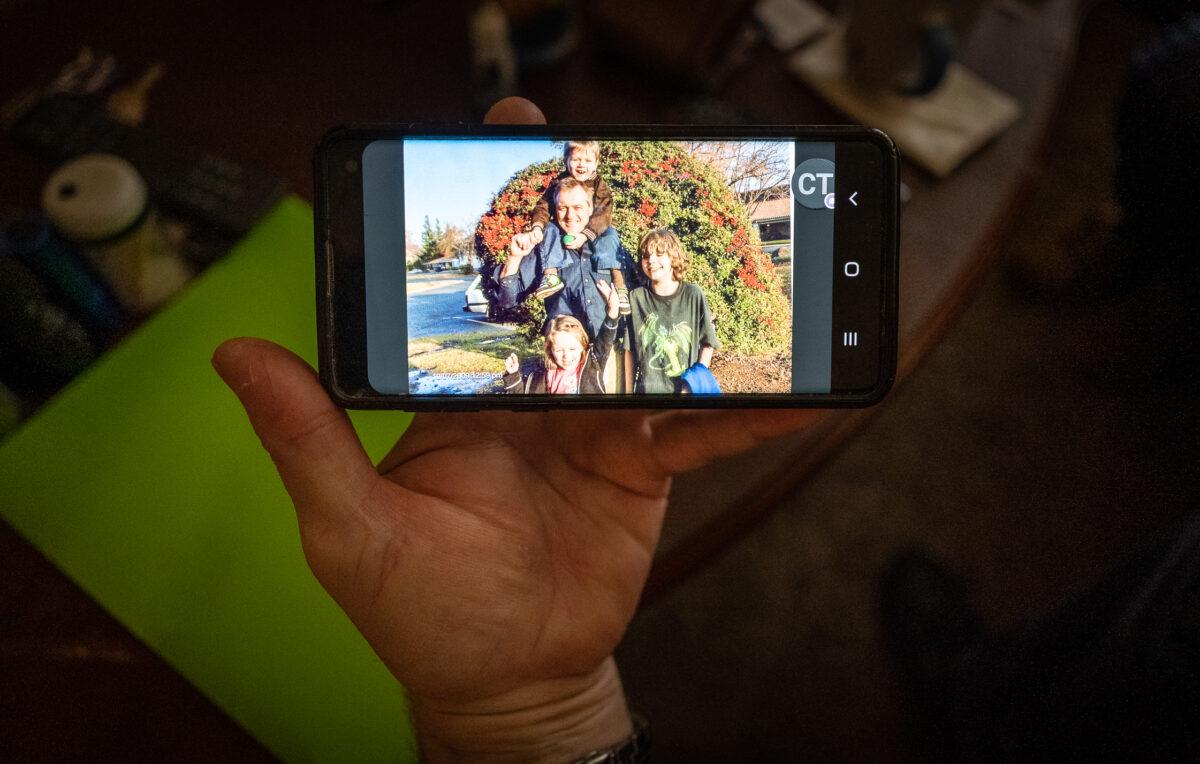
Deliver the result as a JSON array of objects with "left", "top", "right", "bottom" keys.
[{"left": 637, "top": 227, "right": 688, "bottom": 281}]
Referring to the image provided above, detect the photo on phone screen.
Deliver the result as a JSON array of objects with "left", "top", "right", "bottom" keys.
[{"left": 348, "top": 130, "right": 895, "bottom": 405}]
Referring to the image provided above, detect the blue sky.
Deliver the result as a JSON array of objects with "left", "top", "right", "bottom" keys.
[{"left": 403, "top": 138, "right": 560, "bottom": 239}]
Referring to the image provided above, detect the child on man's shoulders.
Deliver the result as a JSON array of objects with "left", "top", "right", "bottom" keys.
[{"left": 511, "top": 140, "right": 629, "bottom": 314}]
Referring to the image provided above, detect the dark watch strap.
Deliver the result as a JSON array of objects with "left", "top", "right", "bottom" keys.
[{"left": 571, "top": 713, "right": 650, "bottom": 763}]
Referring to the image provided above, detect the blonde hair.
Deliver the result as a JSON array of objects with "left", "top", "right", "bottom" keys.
[
  {"left": 543, "top": 315, "right": 590, "bottom": 368},
  {"left": 638, "top": 228, "right": 688, "bottom": 281},
  {"left": 563, "top": 140, "right": 600, "bottom": 165}
]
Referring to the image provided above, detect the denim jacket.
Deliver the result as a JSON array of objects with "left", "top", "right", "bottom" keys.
[{"left": 491, "top": 226, "right": 620, "bottom": 340}]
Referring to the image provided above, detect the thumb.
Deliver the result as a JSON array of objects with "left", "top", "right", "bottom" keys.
[{"left": 212, "top": 337, "right": 378, "bottom": 522}]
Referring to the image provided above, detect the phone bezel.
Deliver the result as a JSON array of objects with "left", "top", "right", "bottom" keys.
[{"left": 315, "top": 123, "right": 899, "bottom": 411}]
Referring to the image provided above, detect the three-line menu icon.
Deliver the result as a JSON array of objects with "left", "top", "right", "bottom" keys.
[{"left": 843, "top": 331, "right": 858, "bottom": 347}]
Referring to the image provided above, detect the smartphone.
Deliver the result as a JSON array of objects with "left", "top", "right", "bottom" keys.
[{"left": 316, "top": 124, "right": 898, "bottom": 410}]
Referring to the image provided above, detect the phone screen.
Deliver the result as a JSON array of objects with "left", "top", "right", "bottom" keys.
[{"left": 321, "top": 128, "right": 897, "bottom": 407}]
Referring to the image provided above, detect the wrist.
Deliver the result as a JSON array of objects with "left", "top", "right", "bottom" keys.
[
  {"left": 410, "top": 657, "right": 633, "bottom": 763},
  {"left": 501, "top": 252, "right": 524, "bottom": 276}
]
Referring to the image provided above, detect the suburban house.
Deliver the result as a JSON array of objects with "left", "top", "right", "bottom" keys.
[
  {"left": 425, "top": 252, "right": 482, "bottom": 272},
  {"left": 744, "top": 183, "right": 791, "bottom": 259}
]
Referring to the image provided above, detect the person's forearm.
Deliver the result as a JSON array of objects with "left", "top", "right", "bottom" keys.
[
  {"left": 492, "top": 268, "right": 525, "bottom": 311},
  {"left": 596, "top": 319, "right": 619, "bottom": 358},
  {"left": 500, "top": 254, "right": 523, "bottom": 278},
  {"left": 410, "top": 657, "right": 633, "bottom": 763},
  {"left": 530, "top": 193, "right": 551, "bottom": 231},
  {"left": 503, "top": 370, "right": 523, "bottom": 393}
]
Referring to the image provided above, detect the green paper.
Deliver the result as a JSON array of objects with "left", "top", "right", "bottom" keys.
[{"left": 0, "top": 197, "right": 417, "bottom": 761}]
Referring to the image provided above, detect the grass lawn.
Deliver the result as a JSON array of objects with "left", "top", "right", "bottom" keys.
[{"left": 409, "top": 330, "right": 536, "bottom": 374}]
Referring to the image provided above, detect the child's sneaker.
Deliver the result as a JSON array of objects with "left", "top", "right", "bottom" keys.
[
  {"left": 617, "top": 286, "right": 631, "bottom": 316},
  {"left": 534, "top": 273, "right": 565, "bottom": 299}
]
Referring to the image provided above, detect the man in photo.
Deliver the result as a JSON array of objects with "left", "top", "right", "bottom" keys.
[
  {"left": 490, "top": 177, "right": 620, "bottom": 341},
  {"left": 511, "top": 140, "right": 629, "bottom": 314}
]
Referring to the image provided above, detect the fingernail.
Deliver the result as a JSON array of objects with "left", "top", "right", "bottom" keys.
[{"left": 211, "top": 339, "right": 256, "bottom": 395}]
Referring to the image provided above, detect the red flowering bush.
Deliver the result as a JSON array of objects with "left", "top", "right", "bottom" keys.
[{"left": 475, "top": 141, "right": 790, "bottom": 354}]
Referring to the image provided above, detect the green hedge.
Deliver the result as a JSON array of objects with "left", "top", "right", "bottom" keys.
[{"left": 475, "top": 141, "right": 790, "bottom": 354}]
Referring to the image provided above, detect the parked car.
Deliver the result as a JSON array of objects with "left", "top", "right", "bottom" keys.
[{"left": 463, "top": 274, "right": 488, "bottom": 313}]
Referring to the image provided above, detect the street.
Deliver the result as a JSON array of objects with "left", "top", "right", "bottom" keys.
[{"left": 405, "top": 271, "right": 509, "bottom": 339}]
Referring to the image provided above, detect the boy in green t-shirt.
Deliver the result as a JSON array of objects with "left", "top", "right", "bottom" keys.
[{"left": 624, "top": 228, "right": 721, "bottom": 394}]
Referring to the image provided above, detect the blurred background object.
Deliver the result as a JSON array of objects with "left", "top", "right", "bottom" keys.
[
  {"left": 5, "top": 214, "right": 124, "bottom": 334},
  {"left": 470, "top": 2, "right": 519, "bottom": 112},
  {"left": 754, "top": 0, "right": 832, "bottom": 52},
  {"left": 590, "top": 0, "right": 760, "bottom": 91},
  {"left": 0, "top": 249, "right": 97, "bottom": 389},
  {"left": 1009, "top": 10, "right": 1200, "bottom": 390},
  {"left": 41, "top": 153, "right": 189, "bottom": 314},
  {"left": 843, "top": 0, "right": 990, "bottom": 95},
  {"left": 0, "top": 379, "right": 23, "bottom": 437},
  {"left": 499, "top": 0, "right": 578, "bottom": 69},
  {"left": 105, "top": 62, "right": 164, "bottom": 126}
]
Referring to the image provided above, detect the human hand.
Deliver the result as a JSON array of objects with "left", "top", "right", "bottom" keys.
[
  {"left": 529, "top": 226, "right": 545, "bottom": 245},
  {"left": 214, "top": 338, "right": 816, "bottom": 760},
  {"left": 504, "top": 352, "right": 520, "bottom": 375},
  {"left": 595, "top": 278, "right": 620, "bottom": 320},
  {"left": 213, "top": 96, "right": 821, "bottom": 761},
  {"left": 509, "top": 231, "right": 534, "bottom": 259}
]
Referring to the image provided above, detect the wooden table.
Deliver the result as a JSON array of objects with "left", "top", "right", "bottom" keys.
[
  {"left": 0, "top": 0, "right": 1081, "bottom": 754},
  {"left": 646, "top": 0, "right": 1084, "bottom": 601}
]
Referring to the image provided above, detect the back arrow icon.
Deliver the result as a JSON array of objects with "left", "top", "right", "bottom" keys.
[{"left": 849, "top": 192, "right": 859, "bottom": 206}]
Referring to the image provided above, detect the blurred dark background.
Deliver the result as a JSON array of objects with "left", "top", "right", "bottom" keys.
[{"left": 2, "top": 0, "right": 1198, "bottom": 759}]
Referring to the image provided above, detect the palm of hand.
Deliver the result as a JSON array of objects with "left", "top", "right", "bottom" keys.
[
  {"left": 300, "top": 410, "right": 668, "bottom": 704},
  {"left": 595, "top": 279, "right": 618, "bottom": 315},
  {"left": 214, "top": 330, "right": 817, "bottom": 734}
]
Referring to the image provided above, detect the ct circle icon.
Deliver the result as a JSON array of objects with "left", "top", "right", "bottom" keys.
[{"left": 792, "top": 158, "right": 836, "bottom": 210}]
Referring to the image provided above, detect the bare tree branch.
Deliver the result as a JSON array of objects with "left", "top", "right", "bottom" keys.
[{"left": 682, "top": 141, "right": 791, "bottom": 211}]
